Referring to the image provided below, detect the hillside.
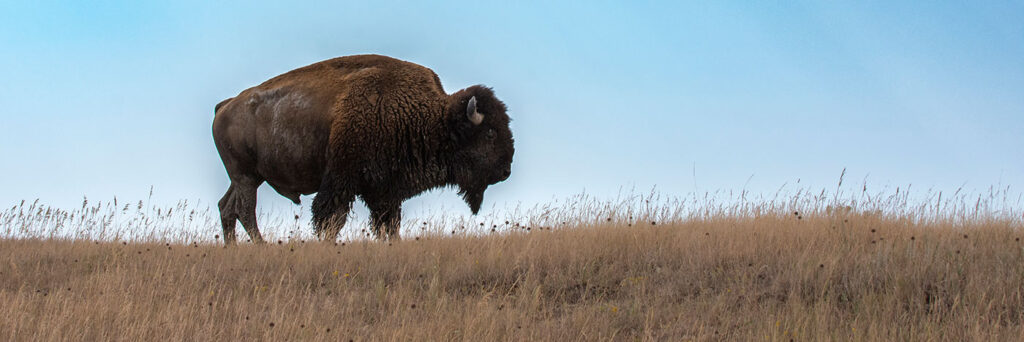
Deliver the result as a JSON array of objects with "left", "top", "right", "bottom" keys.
[{"left": 3, "top": 202, "right": 1023, "bottom": 340}]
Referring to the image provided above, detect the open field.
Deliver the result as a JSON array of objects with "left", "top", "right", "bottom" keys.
[{"left": 2, "top": 186, "right": 1023, "bottom": 341}]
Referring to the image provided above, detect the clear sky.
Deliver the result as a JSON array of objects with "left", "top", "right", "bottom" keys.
[{"left": 1, "top": 1, "right": 1022, "bottom": 215}]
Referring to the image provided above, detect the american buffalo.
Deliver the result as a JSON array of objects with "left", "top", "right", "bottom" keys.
[{"left": 212, "top": 54, "right": 514, "bottom": 244}]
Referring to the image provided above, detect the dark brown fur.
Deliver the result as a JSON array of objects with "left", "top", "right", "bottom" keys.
[{"left": 212, "top": 55, "right": 514, "bottom": 244}]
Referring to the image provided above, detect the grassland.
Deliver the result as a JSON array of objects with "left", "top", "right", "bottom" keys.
[{"left": 2, "top": 185, "right": 1023, "bottom": 341}]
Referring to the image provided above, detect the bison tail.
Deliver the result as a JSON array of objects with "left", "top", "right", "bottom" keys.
[{"left": 215, "top": 97, "right": 235, "bottom": 115}]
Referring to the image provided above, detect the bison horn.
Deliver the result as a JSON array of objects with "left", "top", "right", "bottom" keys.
[{"left": 467, "top": 96, "right": 484, "bottom": 125}]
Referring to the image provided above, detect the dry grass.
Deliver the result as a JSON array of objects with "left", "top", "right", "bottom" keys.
[{"left": 2, "top": 183, "right": 1023, "bottom": 341}]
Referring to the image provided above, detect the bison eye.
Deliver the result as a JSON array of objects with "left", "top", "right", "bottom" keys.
[{"left": 485, "top": 129, "right": 496, "bottom": 141}]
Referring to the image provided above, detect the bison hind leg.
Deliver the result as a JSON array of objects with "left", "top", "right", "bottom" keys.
[
  {"left": 217, "top": 184, "right": 240, "bottom": 244},
  {"left": 219, "top": 177, "right": 267, "bottom": 245}
]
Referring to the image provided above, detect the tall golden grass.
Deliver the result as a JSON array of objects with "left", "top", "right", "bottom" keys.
[{"left": 2, "top": 181, "right": 1022, "bottom": 341}]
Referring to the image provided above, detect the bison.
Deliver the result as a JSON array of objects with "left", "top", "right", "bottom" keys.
[{"left": 212, "top": 54, "right": 514, "bottom": 244}]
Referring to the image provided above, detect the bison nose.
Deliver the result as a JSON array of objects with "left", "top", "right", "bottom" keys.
[{"left": 501, "top": 167, "right": 511, "bottom": 179}]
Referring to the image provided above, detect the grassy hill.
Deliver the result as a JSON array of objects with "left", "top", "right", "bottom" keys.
[{"left": 2, "top": 189, "right": 1023, "bottom": 340}]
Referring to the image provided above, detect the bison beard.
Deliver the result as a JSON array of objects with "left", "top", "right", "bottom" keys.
[{"left": 460, "top": 186, "right": 487, "bottom": 215}]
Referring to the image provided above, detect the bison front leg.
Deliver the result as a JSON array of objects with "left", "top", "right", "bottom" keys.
[
  {"left": 312, "top": 179, "right": 354, "bottom": 242},
  {"left": 367, "top": 201, "right": 401, "bottom": 241}
]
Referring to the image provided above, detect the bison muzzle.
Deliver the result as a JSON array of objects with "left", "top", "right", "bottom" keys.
[{"left": 212, "top": 55, "right": 514, "bottom": 244}]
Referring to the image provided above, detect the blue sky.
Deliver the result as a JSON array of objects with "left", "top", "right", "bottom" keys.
[{"left": 1, "top": 1, "right": 1022, "bottom": 214}]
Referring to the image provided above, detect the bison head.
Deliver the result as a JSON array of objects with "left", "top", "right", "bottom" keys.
[{"left": 448, "top": 86, "right": 514, "bottom": 214}]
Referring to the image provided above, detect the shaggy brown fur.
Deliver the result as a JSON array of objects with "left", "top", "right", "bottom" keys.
[{"left": 212, "top": 55, "right": 514, "bottom": 244}]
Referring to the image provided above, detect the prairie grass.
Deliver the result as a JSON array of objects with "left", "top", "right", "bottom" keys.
[{"left": 1, "top": 182, "right": 1022, "bottom": 341}]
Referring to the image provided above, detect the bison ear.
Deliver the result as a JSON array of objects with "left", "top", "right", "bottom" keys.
[{"left": 467, "top": 96, "right": 484, "bottom": 125}]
